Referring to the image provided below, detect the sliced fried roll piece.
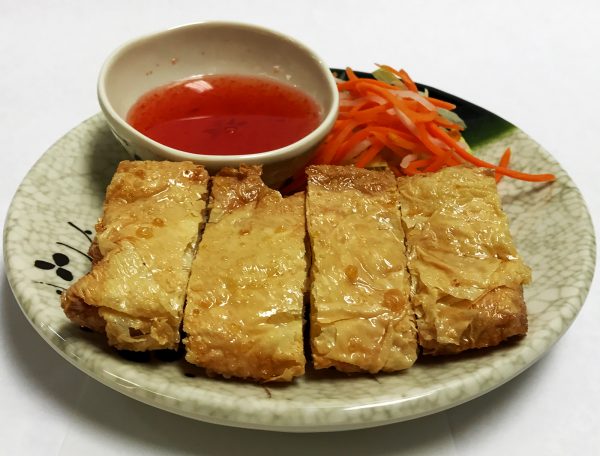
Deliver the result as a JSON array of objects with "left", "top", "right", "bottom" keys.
[
  {"left": 184, "top": 165, "right": 307, "bottom": 382},
  {"left": 61, "top": 161, "right": 209, "bottom": 351},
  {"left": 397, "top": 166, "right": 532, "bottom": 355},
  {"left": 306, "top": 165, "right": 417, "bottom": 373}
]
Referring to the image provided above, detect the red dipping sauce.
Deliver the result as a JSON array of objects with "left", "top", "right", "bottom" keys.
[{"left": 127, "top": 75, "right": 322, "bottom": 155}]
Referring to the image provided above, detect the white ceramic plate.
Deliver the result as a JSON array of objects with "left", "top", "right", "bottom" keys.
[{"left": 3, "top": 99, "right": 595, "bottom": 432}]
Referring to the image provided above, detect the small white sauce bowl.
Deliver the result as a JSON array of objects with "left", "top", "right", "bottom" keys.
[{"left": 97, "top": 21, "right": 339, "bottom": 186}]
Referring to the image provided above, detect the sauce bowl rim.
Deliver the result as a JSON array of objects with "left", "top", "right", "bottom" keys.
[{"left": 97, "top": 21, "right": 339, "bottom": 164}]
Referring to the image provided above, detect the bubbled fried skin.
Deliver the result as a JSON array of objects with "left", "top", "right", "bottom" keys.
[
  {"left": 61, "top": 160, "right": 209, "bottom": 351},
  {"left": 397, "top": 166, "right": 531, "bottom": 355},
  {"left": 306, "top": 165, "right": 418, "bottom": 374},
  {"left": 183, "top": 165, "right": 307, "bottom": 382}
]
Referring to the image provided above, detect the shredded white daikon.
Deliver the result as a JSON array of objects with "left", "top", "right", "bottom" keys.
[
  {"left": 400, "top": 154, "right": 419, "bottom": 169},
  {"left": 342, "top": 139, "right": 372, "bottom": 164},
  {"left": 391, "top": 90, "right": 436, "bottom": 111}
]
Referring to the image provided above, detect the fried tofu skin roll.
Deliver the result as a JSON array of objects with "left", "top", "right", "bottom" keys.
[
  {"left": 184, "top": 165, "right": 307, "bottom": 382},
  {"left": 397, "top": 166, "right": 531, "bottom": 355},
  {"left": 306, "top": 165, "right": 417, "bottom": 373},
  {"left": 61, "top": 161, "right": 209, "bottom": 351}
]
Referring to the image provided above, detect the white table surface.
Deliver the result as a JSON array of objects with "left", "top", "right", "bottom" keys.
[{"left": 1, "top": 1, "right": 599, "bottom": 454}]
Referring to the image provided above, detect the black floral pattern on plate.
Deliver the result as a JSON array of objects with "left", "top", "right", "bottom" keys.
[
  {"left": 33, "top": 221, "right": 94, "bottom": 294},
  {"left": 34, "top": 253, "right": 73, "bottom": 281}
]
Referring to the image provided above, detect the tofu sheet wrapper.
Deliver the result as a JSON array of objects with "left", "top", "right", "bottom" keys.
[
  {"left": 397, "top": 166, "right": 531, "bottom": 355},
  {"left": 61, "top": 161, "right": 209, "bottom": 351},
  {"left": 306, "top": 165, "right": 418, "bottom": 373},
  {"left": 184, "top": 165, "right": 307, "bottom": 382}
]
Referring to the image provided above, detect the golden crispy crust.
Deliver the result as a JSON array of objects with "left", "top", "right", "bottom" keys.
[
  {"left": 87, "top": 238, "right": 102, "bottom": 264},
  {"left": 184, "top": 165, "right": 307, "bottom": 382},
  {"left": 419, "top": 286, "right": 528, "bottom": 355},
  {"left": 61, "top": 160, "right": 209, "bottom": 351},
  {"left": 397, "top": 166, "right": 531, "bottom": 355},
  {"left": 306, "top": 165, "right": 397, "bottom": 195},
  {"left": 209, "top": 165, "right": 265, "bottom": 215},
  {"left": 62, "top": 292, "right": 105, "bottom": 333},
  {"left": 306, "top": 165, "right": 417, "bottom": 374}
]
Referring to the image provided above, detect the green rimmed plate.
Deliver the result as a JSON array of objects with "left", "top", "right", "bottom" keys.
[{"left": 3, "top": 76, "right": 595, "bottom": 432}]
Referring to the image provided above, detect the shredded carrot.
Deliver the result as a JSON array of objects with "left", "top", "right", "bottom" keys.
[
  {"left": 404, "top": 159, "right": 434, "bottom": 175},
  {"left": 398, "top": 69, "right": 418, "bottom": 92},
  {"left": 282, "top": 65, "right": 555, "bottom": 193},
  {"left": 337, "top": 78, "right": 397, "bottom": 92},
  {"left": 338, "top": 103, "right": 391, "bottom": 122},
  {"left": 429, "top": 124, "right": 555, "bottom": 181},
  {"left": 427, "top": 97, "right": 456, "bottom": 110},
  {"left": 355, "top": 140, "right": 385, "bottom": 168},
  {"left": 345, "top": 67, "right": 358, "bottom": 81},
  {"left": 496, "top": 148, "right": 511, "bottom": 183},
  {"left": 314, "top": 120, "right": 357, "bottom": 164}
]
